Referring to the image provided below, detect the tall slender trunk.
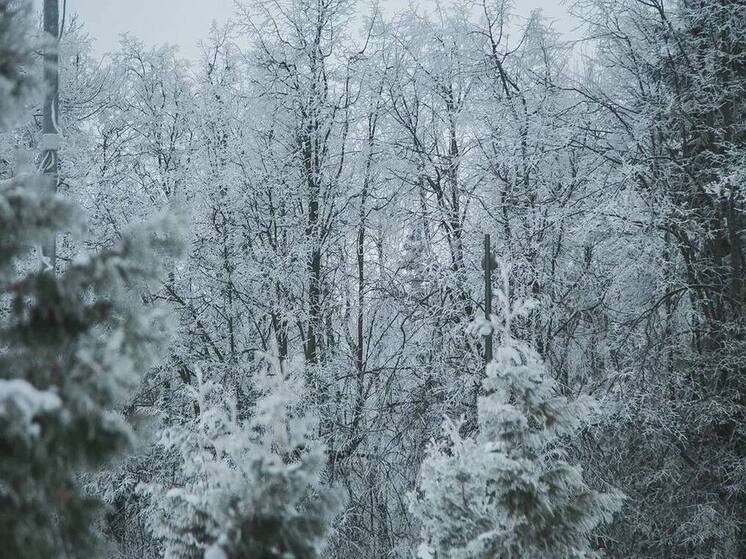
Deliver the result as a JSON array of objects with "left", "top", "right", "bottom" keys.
[{"left": 41, "top": 0, "right": 59, "bottom": 272}]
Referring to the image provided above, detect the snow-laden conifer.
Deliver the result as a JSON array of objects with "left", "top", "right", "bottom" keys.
[
  {"left": 0, "top": 0, "right": 36, "bottom": 129},
  {"left": 411, "top": 275, "right": 623, "bottom": 558},
  {"left": 140, "top": 356, "right": 337, "bottom": 559},
  {"left": 0, "top": 3, "right": 182, "bottom": 555}
]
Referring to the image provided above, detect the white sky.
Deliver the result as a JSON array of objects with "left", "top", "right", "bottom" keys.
[{"left": 38, "top": 0, "right": 578, "bottom": 60}]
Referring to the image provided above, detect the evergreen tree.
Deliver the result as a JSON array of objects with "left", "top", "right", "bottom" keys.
[
  {"left": 0, "top": 0, "right": 36, "bottom": 130},
  {"left": 0, "top": 2, "right": 182, "bottom": 556},
  {"left": 410, "top": 280, "right": 623, "bottom": 558},
  {"left": 140, "top": 356, "right": 337, "bottom": 559}
]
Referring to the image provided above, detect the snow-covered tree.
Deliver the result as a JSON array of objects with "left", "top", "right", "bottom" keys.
[
  {"left": 11, "top": 0, "right": 744, "bottom": 556},
  {"left": 572, "top": 0, "right": 746, "bottom": 554},
  {"left": 140, "top": 355, "right": 337, "bottom": 559},
  {"left": 0, "top": 0, "right": 36, "bottom": 129},
  {"left": 0, "top": 3, "right": 182, "bottom": 556},
  {"left": 410, "top": 274, "right": 623, "bottom": 558}
]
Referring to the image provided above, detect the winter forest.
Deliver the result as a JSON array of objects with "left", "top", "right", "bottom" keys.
[{"left": 1, "top": 0, "right": 745, "bottom": 557}]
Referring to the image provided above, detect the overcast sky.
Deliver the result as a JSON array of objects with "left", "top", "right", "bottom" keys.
[{"left": 44, "top": 0, "right": 577, "bottom": 60}]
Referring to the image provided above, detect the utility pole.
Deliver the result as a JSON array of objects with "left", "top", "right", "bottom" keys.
[
  {"left": 41, "top": 0, "right": 60, "bottom": 272},
  {"left": 483, "top": 234, "right": 493, "bottom": 366}
]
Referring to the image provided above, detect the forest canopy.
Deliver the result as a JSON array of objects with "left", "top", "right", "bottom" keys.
[{"left": 0, "top": 0, "right": 744, "bottom": 557}]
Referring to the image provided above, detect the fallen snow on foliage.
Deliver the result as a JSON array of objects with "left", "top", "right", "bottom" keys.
[
  {"left": 204, "top": 543, "right": 227, "bottom": 559},
  {"left": 0, "top": 379, "right": 61, "bottom": 437}
]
